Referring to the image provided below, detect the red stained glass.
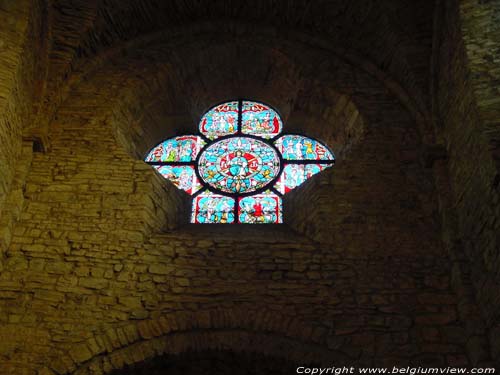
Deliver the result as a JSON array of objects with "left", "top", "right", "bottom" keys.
[
  {"left": 274, "top": 135, "right": 335, "bottom": 161},
  {"left": 241, "top": 101, "right": 282, "bottom": 139},
  {"left": 197, "top": 137, "right": 280, "bottom": 194},
  {"left": 274, "top": 163, "right": 333, "bottom": 194},
  {"left": 191, "top": 192, "right": 235, "bottom": 224},
  {"left": 145, "top": 136, "right": 205, "bottom": 162},
  {"left": 153, "top": 165, "right": 202, "bottom": 195},
  {"left": 145, "top": 100, "right": 335, "bottom": 224},
  {"left": 238, "top": 191, "right": 282, "bottom": 224},
  {"left": 199, "top": 101, "right": 239, "bottom": 140}
]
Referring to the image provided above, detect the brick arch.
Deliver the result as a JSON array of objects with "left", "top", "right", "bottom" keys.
[
  {"left": 45, "top": 28, "right": 374, "bottom": 171},
  {"left": 106, "top": 59, "right": 366, "bottom": 162},
  {"left": 71, "top": 330, "right": 338, "bottom": 375},
  {"left": 51, "top": 30, "right": 383, "bottom": 161},
  {"left": 43, "top": 23, "right": 429, "bottom": 241},
  {"left": 58, "top": 20, "right": 430, "bottom": 129},
  {"left": 43, "top": 21, "right": 432, "bottom": 158},
  {"left": 38, "top": 309, "right": 344, "bottom": 375}
]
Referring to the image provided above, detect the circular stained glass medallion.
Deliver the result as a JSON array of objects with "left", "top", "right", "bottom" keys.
[{"left": 197, "top": 137, "right": 281, "bottom": 194}]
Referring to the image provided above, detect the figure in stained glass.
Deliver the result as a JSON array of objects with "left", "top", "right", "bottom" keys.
[
  {"left": 197, "top": 137, "right": 280, "bottom": 194},
  {"left": 145, "top": 136, "right": 205, "bottom": 162},
  {"left": 274, "top": 135, "right": 334, "bottom": 161},
  {"left": 154, "top": 165, "right": 202, "bottom": 195},
  {"left": 239, "top": 192, "right": 282, "bottom": 224},
  {"left": 199, "top": 101, "right": 239, "bottom": 139},
  {"left": 144, "top": 99, "right": 335, "bottom": 224},
  {"left": 192, "top": 193, "right": 235, "bottom": 224},
  {"left": 241, "top": 101, "right": 283, "bottom": 139},
  {"left": 274, "top": 163, "right": 333, "bottom": 194}
]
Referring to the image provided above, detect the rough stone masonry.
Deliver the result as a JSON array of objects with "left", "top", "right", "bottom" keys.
[{"left": 0, "top": 1, "right": 499, "bottom": 373}]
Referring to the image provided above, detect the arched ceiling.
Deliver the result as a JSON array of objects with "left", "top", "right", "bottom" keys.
[
  {"left": 45, "top": 0, "right": 435, "bottom": 116},
  {"left": 40, "top": 0, "right": 436, "bottom": 158},
  {"left": 54, "top": 32, "right": 371, "bottom": 160}
]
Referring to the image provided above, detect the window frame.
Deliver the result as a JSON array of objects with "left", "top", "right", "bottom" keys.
[{"left": 144, "top": 99, "right": 336, "bottom": 224}]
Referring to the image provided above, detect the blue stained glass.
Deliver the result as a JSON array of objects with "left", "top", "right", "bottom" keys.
[
  {"left": 145, "top": 136, "right": 205, "bottom": 162},
  {"left": 199, "top": 101, "right": 239, "bottom": 140},
  {"left": 192, "top": 192, "right": 235, "bottom": 224},
  {"left": 274, "top": 163, "right": 333, "bottom": 194},
  {"left": 238, "top": 191, "right": 282, "bottom": 224},
  {"left": 145, "top": 100, "right": 336, "bottom": 224},
  {"left": 241, "top": 101, "right": 282, "bottom": 139},
  {"left": 197, "top": 137, "right": 280, "bottom": 194},
  {"left": 154, "top": 165, "right": 202, "bottom": 195},
  {"left": 274, "top": 135, "right": 335, "bottom": 161}
]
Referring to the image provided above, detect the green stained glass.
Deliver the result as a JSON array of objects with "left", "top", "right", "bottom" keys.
[
  {"left": 274, "top": 135, "right": 335, "bottom": 161},
  {"left": 154, "top": 165, "right": 202, "bottom": 195},
  {"left": 145, "top": 136, "right": 205, "bottom": 162},
  {"left": 274, "top": 163, "right": 333, "bottom": 194},
  {"left": 199, "top": 101, "right": 239, "bottom": 140},
  {"left": 238, "top": 191, "right": 282, "bottom": 224},
  {"left": 145, "top": 100, "right": 335, "bottom": 224},
  {"left": 197, "top": 137, "right": 280, "bottom": 194},
  {"left": 241, "top": 101, "right": 282, "bottom": 139},
  {"left": 192, "top": 192, "right": 235, "bottom": 224}
]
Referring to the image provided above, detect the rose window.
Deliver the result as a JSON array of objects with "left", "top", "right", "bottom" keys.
[{"left": 145, "top": 100, "right": 335, "bottom": 224}]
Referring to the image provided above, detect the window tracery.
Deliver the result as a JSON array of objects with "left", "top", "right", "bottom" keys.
[{"left": 145, "top": 100, "right": 335, "bottom": 224}]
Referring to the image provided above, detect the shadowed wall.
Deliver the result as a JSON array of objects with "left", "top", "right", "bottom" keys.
[{"left": 0, "top": 1, "right": 499, "bottom": 374}]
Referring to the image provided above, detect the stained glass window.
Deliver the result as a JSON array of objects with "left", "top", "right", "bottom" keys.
[
  {"left": 239, "top": 191, "right": 282, "bottom": 224},
  {"left": 274, "top": 135, "right": 334, "bottom": 161},
  {"left": 241, "top": 101, "right": 282, "bottom": 139},
  {"left": 197, "top": 137, "right": 280, "bottom": 194},
  {"left": 199, "top": 101, "right": 239, "bottom": 140},
  {"left": 192, "top": 192, "right": 235, "bottom": 224},
  {"left": 145, "top": 136, "right": 205, "bottom": 162},
  {"left": 274, "top": 163, "right": 333, "bottom": 195},
  {"left": 153, "top": 165, "right": 203, "bottom": 195},
  {"left": 144, "top": 100, "right": 335, "bottom": 224}
]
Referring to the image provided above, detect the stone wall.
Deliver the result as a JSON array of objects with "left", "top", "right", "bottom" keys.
[
  {"left": 1, "top": 1, "right": 500, "bottom": 373},
  {"left": 0, "top": 66, "right": 472, "bottom": 374},
  {"left": 0, "top": 95, "right": 189, "bottom": 374},
  {"left": 433, "top": 0, "right": 500, "bottom": 364},
  {"left": 0, "top": 0, "right": 50, "bottom": 255},
  {"left": 459, "top": 3, "right": 500, "bottom": 351},
  {"left": 0, "top": 0, "right": 29, "bottom": 212}
]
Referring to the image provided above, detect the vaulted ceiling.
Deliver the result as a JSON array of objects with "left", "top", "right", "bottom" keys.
[{"left": 33, "top": 0, "right": 436, "bottom": 157}]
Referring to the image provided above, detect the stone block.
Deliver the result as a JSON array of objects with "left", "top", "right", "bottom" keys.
[
  {"left": 78, "top": 277, "right": 108, "bottom": 290},
  {"left": 45, "top": 261, "right": 73, "bottom": 274},
  {"left": 34, "top": 290, "right": 65, "bottom": 303},
  {"left": 37, "top": 367, "right": 56, "bottom": 375},
  {"left": 86, "top": 337, "right": 105, "bottom": 357},
  {"left": 148, "top": 264, "right": 174, "bottom": 275},
  {"left": 118, "top": 296, "right": 142, "bottom": 309},
  {"left": 137, "top": 320, "right": 154, "bottom": 339},
  {"left": 69, "top": 343, "right": 93, "bottom": 364},
  {"left": 415, "top": 311, "right": 457, "bottom": 325}
]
